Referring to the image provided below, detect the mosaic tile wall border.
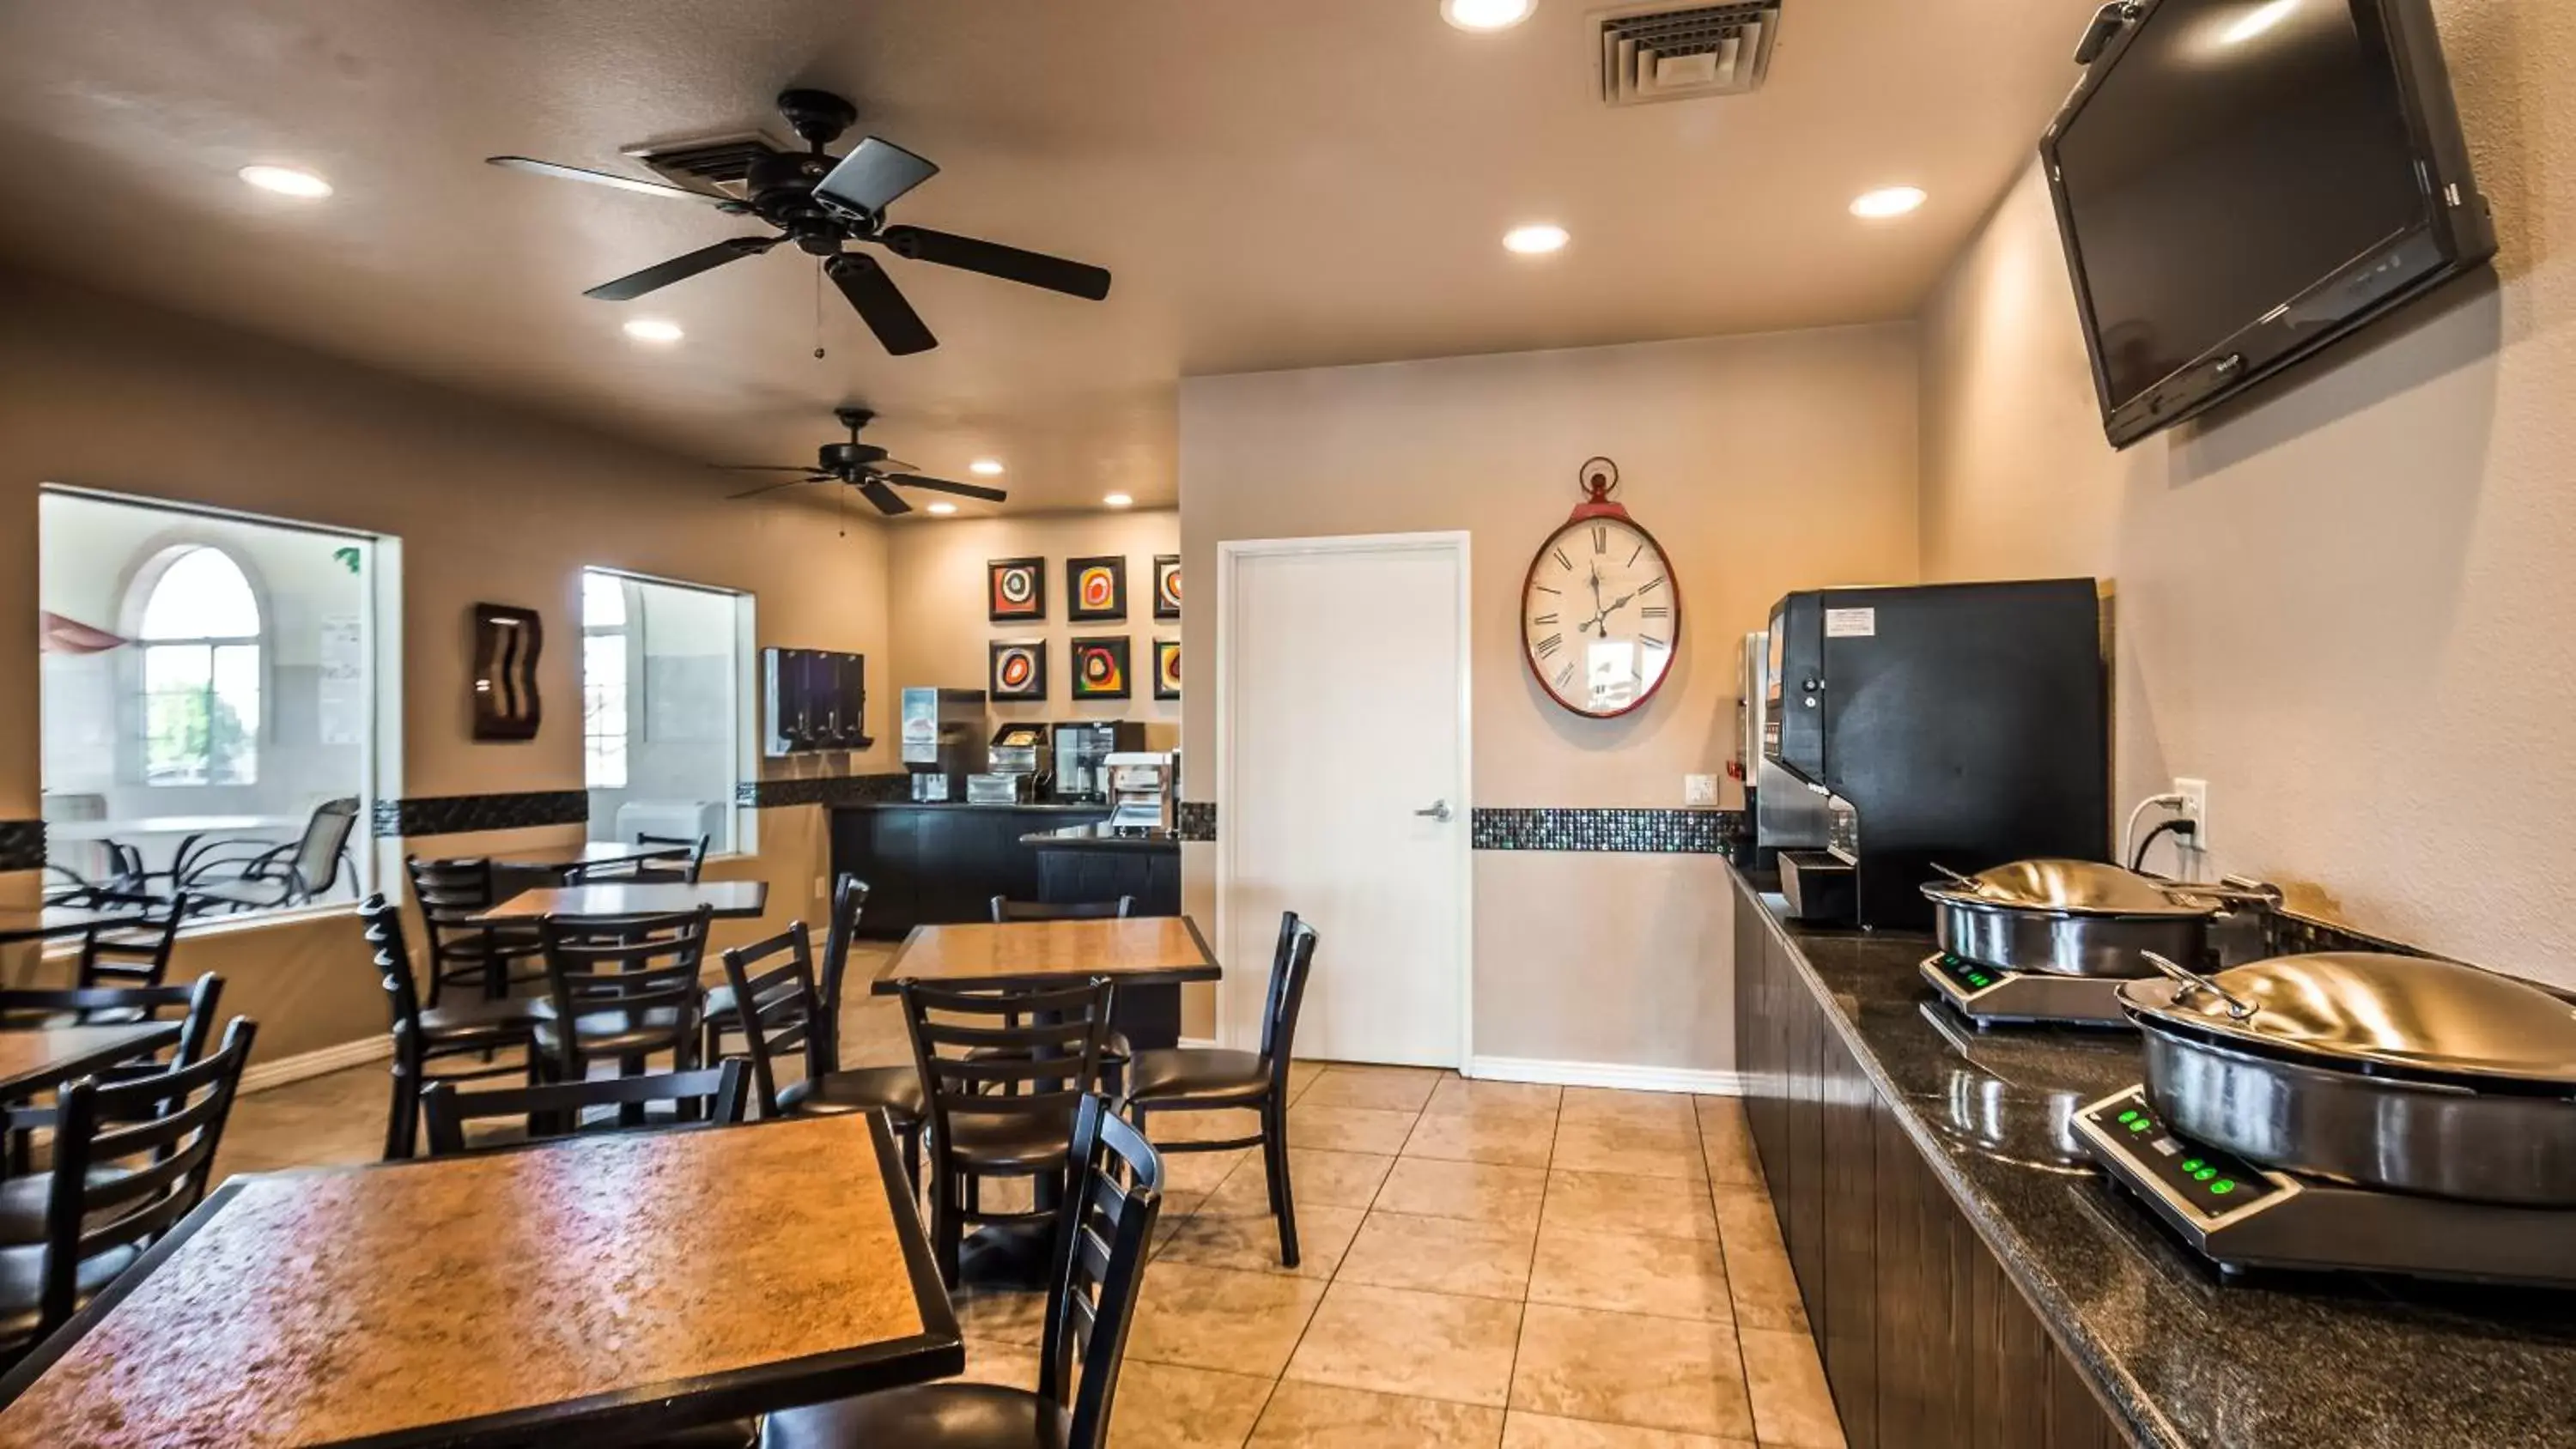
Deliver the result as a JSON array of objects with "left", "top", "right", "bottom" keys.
[
  {"left": 735, "top": 773, "right": 916, "bottom": 809},
  {"left": 1473, "top": 807, "right": 1741, "bottom": 854},
  {"left": 372, "top": 791, "right": 591, "bottom": 839},
  {"left": 0, "top": 820, "right": 42, "bottom": 873}
]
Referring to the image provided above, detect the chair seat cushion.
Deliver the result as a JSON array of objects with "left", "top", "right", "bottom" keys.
[
  {"left": 944, "top": 1108, "right": 1078, "bottom": 1172},
  {"left": 780, "top": 1066, "right": 924, "bottom": 1122},
  {"left": 0, "top": 1240, "right": 138, "bottom": 1348},
  {"left": 418, "top": 996, "right": 551, "bottom": 1043},
  {"left": 0, "top": 1166, "right": 133, "bottom": 1247},
  {"left": 763, "top": 1382, "right": 1068, "bottom": 1449},
  {"left": 1126, "top": 1047, "right": 1269, "bottom": 1102},
  {"left": 535, "top": 1009, "right": 691, "bottom": 1058}
]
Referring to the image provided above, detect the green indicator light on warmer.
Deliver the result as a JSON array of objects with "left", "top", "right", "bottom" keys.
[
  {"left": 2194, "top": 1167, "right": 2216, "bottom": 1182},
  {"left": 1970, "top": 975, "right": 1990, "bottom": 988},
  {"left": 2129, "top": 1120, "right": 2151, "bottom": 1134},
  {"left": 2117, "top": 1110, "right": 2139, "bottom": 1125},
  {"left": 2211, "top": 1179, "right": 2236, "bottom": 1196},
  {"left": 2180, "top": 1158, "right": 2203, "bottom": 1173}
]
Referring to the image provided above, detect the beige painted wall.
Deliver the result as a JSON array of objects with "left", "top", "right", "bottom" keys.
[
  {"left": 1917, "top": 0, "right": 2576, "bottom": 986},
  {"left": 0, "top": 271, "right": 895, "bottom": 1060},
  {"left": 1180, "top": 327, "right": 1921, "bottom": 1068},
  {"left": 885, "top": 511, "right": 1182, "bottom": 749}
]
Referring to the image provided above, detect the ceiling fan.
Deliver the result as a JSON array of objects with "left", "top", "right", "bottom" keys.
[
  {"left": 488, "top": 88, "right": 1110, "bottom": 356},
  {"left": 722, "top": 407, "right": 1004, "bottom": 517}
]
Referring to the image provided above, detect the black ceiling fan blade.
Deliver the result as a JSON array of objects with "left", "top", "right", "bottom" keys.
[
  {"left": 878, "top": 225, "right": 1112, "bottom": 301},
  {"left": 714, "top": 464, "right": 824, "bottom": 472},
  {"left": 885, "top": 473, "right": 1008, "bottom": 504},
  {"left": 857, "top": 477, "right": 913, "bottom": 515},
  {"left": 487, "top": 156, "right": 744, "bottom": 209},
  {"left": 812, "top": 136, "right": 940, "bottom": 223},
  {"left": 585, "top": 236, "right": 783, "bottom": 301},
  {"left": 824, "top": 252, "right": 939, "bottom": 355},
  {"left": 727, "top": 475, "right": 831, "bottom": 500}
]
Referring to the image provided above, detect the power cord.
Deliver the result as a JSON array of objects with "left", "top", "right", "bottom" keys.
[
  {"left": 2131, "top": 817, "right": 2196, "bottom": 875},
  {"left": 2120, "top": 791, "right": 2187, "bottom": 870}
]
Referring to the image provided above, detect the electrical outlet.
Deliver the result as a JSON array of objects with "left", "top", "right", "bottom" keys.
[
  {"left": 812, "top": 875, "right": 828, "bottom": 899},
  {"left": 2173, "top": 778, "right": 2210, "bottom": 853},
  {"left": 1685, "top": 773, "right": 1719, "bottom": 807}
]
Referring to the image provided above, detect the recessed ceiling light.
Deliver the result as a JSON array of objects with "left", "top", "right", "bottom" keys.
[
  {"left": 1443, "top": 0, "right": 1535, "bottom": 31},
  {"left": 969, "top": 458, "right": 1006, "bottom": 477},
  {"left": 1850, "top": 186, "right": 1928, "bottom": 220},
  {"left": 1503, "top": 223, "right": 1569, "bottom": 255},
  {"left": 926, "top": 501, "right": 958, "bottom": 516},
  {"left": 2223, "top": 0, "right": 2300, "bottom": 44},
  {"left": 1103, "top": 493, "right": 1134, "bottom": 509},
  {"left": 238, "top": 165, "right": 331, "bottom": 198},
  {"left": 621, "top": 318, "right": 684, "bottom": 344}
]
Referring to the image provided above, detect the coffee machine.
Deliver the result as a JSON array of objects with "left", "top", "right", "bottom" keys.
[
  {"left": 1048, "top": 721, "right": 1145, "bottom": 803},
  {"left": 1759, "top": 579, "right": 2110, "bottom": 929},
  {"left": 900, "top": 688, "right": 987, "bottom": 802}
]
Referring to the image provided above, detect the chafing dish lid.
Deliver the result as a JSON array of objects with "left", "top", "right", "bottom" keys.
[
  {"left": 1923, "top": 859, "right": 2215, "bottom": 919},
  {"left": 2118, "top": 951, "right": 2576, "bottom": 1086}
]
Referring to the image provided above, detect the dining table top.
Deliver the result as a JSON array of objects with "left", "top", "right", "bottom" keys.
[
  {"left": 474, "top": 879, "right": 769, "bottom": 922},
  {"left": 0, "top": 1113, "right": 961, "bottom": 1449},
  {"left": 0, "top": 1022, "right": 183, "bottom": 1100},
  {"left": 873, "top": 914, "right": 1224, "bottom": 994},
  {"left": 43, "top": 814, "right": 303, "bottom": 840}
]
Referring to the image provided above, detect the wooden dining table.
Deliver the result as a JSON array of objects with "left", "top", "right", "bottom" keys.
[
  {"left": 0, "top": 1113, "right": 961, "bottom": 1448},
  {"left": 0, "top": 1022, "right": 182, "bottom": 1100},
  {"left": 473, "top": 879, "right": 770, "bottom": 923},
  {"left": 872, "top": 914, "right": 1224, "bottom": 1051}
]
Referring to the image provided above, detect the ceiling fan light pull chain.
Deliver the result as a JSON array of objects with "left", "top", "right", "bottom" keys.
[{"left": 813, "top": 259, "right": 827, "bottom": 360}]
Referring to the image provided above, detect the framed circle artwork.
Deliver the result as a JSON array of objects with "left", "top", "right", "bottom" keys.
[
  {"left": 988, "top": 557, "right": 1045, "bottom": 622},
  {"left": 1067, "top": 555, "right": 1127, "bottom": 622},
  {"left": 989, "top": 640, "right": 1048, "bottom": 700}
]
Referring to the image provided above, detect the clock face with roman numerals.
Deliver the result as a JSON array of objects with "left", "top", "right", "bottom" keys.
[{"left": 1522, "top": 512, "right": 1680, "bottom": 718}]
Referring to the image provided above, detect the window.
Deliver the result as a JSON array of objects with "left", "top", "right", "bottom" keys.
[
  {"left": 580, "top": 568, "right": 747, "bottom": 854},
  {"left": 581, "top": 570, "right": 629, "bottom": 790},
  {"left": 137, "top": 547, "right": 264, "bottom": 786},
  {"left": 38, "top": 488, "right": 385, "bottom": 918}
]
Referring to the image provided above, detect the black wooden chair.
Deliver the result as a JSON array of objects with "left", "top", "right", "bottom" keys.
[
  {"left": 576, "top": 833, "right": 708, "bottom": 885},
  {"left": 902, "top": 977, "right": 1115, "bottom": 1289},
  {"left": 536, "top": 908, "right": 712, "bottom": 1089},
  {"left": 0, "top": 1016, "right": 256, "bottom": 1361},
  {"left": 762, "top": 1094, "right": 1164, "bottom": 1449},
  {"left": 990, "top": 895, "right": 1133, "bottom": 922},
  {"left": 70, "top": 892, "right": 191, "bottom": 1005},
  {"left": 416, "top": 1060, "right": 747, "bottom": 1155},
  {"left": 358, "top": 895, "right": 550, "bottom": 1160},
  {"left": 719, "top": 919, "right": 925, "bottom": 1182},
  {"left": 179, "top": 797, "right": 360, "bottom": 913},
  {"left": 1123, "top": 912, "right": 1316, "bottom": 1266},
  {"left": 705, "top": 875, "right": 867, "bottom": 1064},
  {"left": 406, "top": 856, "right": 547, "bottom": 1006},
  {"left": 0, "top": 976, "right": 226, "bottom": 1190}
]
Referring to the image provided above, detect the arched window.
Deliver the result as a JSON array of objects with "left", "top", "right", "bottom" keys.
[
  {"left": 136, "top": 546, "right": 262, "bottom": 785},
  {"left": 581, "top": 569, "right": 630, "bottom": 789}
]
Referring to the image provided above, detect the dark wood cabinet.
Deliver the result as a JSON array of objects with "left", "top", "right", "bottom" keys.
[
  {"left": 1733, "top": 871, "right": 2125, "bottom": 1449},
  {"left": 831, "top": 806, "right": 1107, "bottom": 937},
  {"left": 1032, "top": 845, "right": 1182, "bottom": 915}
]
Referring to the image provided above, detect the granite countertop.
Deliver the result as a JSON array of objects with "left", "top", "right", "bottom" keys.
[
  {"left": 1734, "top": 865, "right": 2576, "bottom": 1449},
  {"left": 1020, "top": 823, "right": 1180, "bottom": 850}
]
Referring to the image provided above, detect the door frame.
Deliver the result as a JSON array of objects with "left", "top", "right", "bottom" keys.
[{"left": 1212, "top": 530, "right": 1475, "bottom": 1066}]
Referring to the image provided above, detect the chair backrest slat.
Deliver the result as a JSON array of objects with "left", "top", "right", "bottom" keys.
[
  {"left": 900, "top": 979, "right": 1114, "bottom": 1141},
  {"left": 76, "top": 891, "right": 189, "bottom": 992},
  {"left": 1257, "top": 914, "right": 1319, "bottom": 1084},
  {"left": 417, "top": 1058, "right": 747, "bottom": 1155},
  {"left": 0, "top": 975, "right": 222, "bottom": 1070},
  {"left": 718, "top": 923, "right": 827, "bottom": 1118},
  {"left": 1037, "top": 1096, "right": 1165, "bottom": 1449},
  {"left": 539, "top": 909, "right": 712, "bottom": 1020},
  {"left": 43, "top": 1016, "right": 257, "bottom": 1333},
  {"left": 815, "top": 876, "right": 871, "bottom": 1068},
  {"left": 357, "top": 894, "right": 424, "bottom": 1035},
  {"left": 991, "top": 895, "right": 1133, "bottom": 923}
]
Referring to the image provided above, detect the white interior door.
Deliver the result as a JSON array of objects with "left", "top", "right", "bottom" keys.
[{"left": 1219, "top": 534, "right": 1469, "bottom": 1067}]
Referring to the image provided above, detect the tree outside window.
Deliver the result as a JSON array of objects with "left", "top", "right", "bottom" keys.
[{"left": 137, "top": 547, "right": 261, "bottom": 785}]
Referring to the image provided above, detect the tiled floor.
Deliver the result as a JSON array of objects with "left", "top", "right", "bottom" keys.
[{"left": 215, "top": 957, "right": 1843, "bottom": 1449}]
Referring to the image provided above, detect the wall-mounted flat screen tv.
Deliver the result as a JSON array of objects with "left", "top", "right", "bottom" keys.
[{"left": 2042, "top": 0, "right": 2494, "bottom": 448}]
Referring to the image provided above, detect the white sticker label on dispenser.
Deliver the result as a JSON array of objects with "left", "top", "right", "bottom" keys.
[{"left": 1825, "top": 607, "right": 1877, "bottom": 638}]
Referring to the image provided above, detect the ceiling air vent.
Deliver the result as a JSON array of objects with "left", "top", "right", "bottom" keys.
[
  {"left": 623, "top": 130, "right": 796, "bottom": 197},
  {"left": 1594, "top": 2, "right": 1782, "bottom": 106}
]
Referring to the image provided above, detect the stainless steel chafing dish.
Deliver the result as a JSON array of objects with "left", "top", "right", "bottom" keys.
[
  {"left": 1921, "top": 859, "right": 2255, "bottom": 979},
  {"left": 2121, "top": 950, "right": 2576, "bottom": 1207}
]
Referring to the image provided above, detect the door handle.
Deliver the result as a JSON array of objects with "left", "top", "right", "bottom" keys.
[{"left": 1415, "top": 800, "right": 1453, "bottom": 822}]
